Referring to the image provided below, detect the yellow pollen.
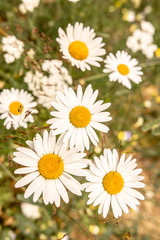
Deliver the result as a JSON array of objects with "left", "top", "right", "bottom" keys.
[
  {"left": 9, "top": 101, "right": 23, "bottom": 115},
  {"left": 68, "top": 41, "right": 89, "bottom": 60},
  {"left": 69, "top": 106, "right": 91, "bottom": 128},
  {"left": 103, "top": 171, "right": 124, "bottom": 195},
  {"left": 38, "top": 154, "right": 64, "bottom": 179},
  {"left": 117, "top": 64, "right": 129, "bottom": 75}
]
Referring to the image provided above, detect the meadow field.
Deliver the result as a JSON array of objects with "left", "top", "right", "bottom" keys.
[{"left": 0, "top": 0, "right": 160, "bottom": 239}]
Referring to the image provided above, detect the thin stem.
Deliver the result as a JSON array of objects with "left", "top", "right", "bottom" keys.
[
  {"left": 60, "top": 208, "right": 96, "bottom": 240},
  {"left": 1, "top": 163, "right": 16, "bottom": 181},
  {"left": 0, "top": 28, "right": 8, "bottom": 37},
  {"left": 141, "top": 60, "right": 160, "bottom": 67},
  {"left": 75, "top": 73, "right": 108, "bottom": 82}
]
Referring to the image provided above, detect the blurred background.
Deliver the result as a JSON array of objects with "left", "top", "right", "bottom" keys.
[{"left": 0, "top": 0, "right": 160, "bottom": 239}]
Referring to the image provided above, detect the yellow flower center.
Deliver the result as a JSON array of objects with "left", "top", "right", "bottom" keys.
[
  {"left": 9, "top": 101, "right": 24, "bottom": 115},
  {"left": 38, "top": 154, "right": 64, "bottom": 179},
  {"left": 68, "top": 41, "right": 89, "bottom": 60},
  {"left": 103, "top": 171, "right": 124, "bottom": 195},
  {"left": 117, "top": 64, "right": 129, "bottom": 75},
  {"left": 69, "top": 106, "right": 91, "bottom": 128},
  {"left": 155, "top": 48, "right": 160, "bottom": 58}
]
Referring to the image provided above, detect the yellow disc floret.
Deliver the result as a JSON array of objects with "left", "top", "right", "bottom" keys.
[
  {"left": 69, "top": 106, "right": 91, "bottom": 128},
  {"left": 9, "top": 101, "right": 23, "bottom": 115},
  {"left": 103, "top": 171, "right": 124, "bottom": 195},
  {"left": 38, "top": 154, "right": 64, "bottom": 179},
  {"left": 117, "top": 64, "right": 129, "bottom": 75},
  {"left": 68, "top": 41, "right": 89, "bottom": 60}
]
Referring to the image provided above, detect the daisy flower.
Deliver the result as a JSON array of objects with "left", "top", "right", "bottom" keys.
[
  {"left": 84, "top": 149, "right": 145, "bottom": 219},
  {"left": 13, "top": 130, "right": 89, "bottom": 206},
  {"left": 56, "top": 22, "right": 106, "bottom": 71},
  {"left": 0, "top": 88, "right": 38, "bottom": 129},
  {"left": 103, "top": 51, "right": 143, "bottom": 89},
  {"left": 47, "top": 84, "right": 112, "bottom": 150}
]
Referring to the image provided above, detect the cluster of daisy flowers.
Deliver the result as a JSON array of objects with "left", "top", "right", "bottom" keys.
[
  {"left": 57, "top": 22, "right": 143, "bottom": 89},
  {"left": 2, "top": 35, "right": 24, "bottom": 64},
  {"left": 24, "top": 59, "right": 72, "bottom": 109},
  {"left": 0, "top": 20, "right": 146, "bottom": 220},
  {"left": 126, "top": 20, "right": 158, "bottom": 59},
  {"left": 11, "top": 84, "right": 145, "bottom": 219}
]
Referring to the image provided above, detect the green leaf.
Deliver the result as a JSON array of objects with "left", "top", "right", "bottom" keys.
[
  {"left": 142, "top": 118, "right": 160, "bottom": 132},
  {"left": 152, "top": 125, "right": 160, "bottom": 136}
]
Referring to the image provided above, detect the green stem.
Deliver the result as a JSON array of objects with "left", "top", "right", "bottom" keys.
[
  {"left": 75, "top": 73, "right": 108, "bottom": 82},
  {"left": 141, "top": 60, "right": 160, "bottom": 67},
  {"left": 0, "top": 163, "right": 16, "bottom": 181},
  {"left": 60, "top": 208, "right": 96, "bottom": 240}
]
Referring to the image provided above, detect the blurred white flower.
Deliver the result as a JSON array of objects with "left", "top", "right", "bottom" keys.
[
  {"left": 2, "top": 35, "right": 24, "bottom": 64},
  {"left": 126, "top": 20, "right": 156, "bottom": 59},
  {"left": 24, "top": 60, "right": 72, "bottom": 109},
  {"left": 142, "top": 43, "right": 157, "bottom": 59},
  {"left": 126, "top": 29, "right": 153, "bottom": 52},
  {"left": 89, "top": 225, "right": 100, "bottom": 235},
  {"left": 19, "top": 0, "right": 40, "bottom": 14},
  {"left": 141, "top": 20, "right": 155, "bottom": 35},
  {"left": 21, "top": 203, "right": 41, "bottom": 219},
  {"left": 122, "top": 9, "right": 136, "bottom": 22},
  {"left": 68, "top": 0, "right": 80, "bottom": 2}
]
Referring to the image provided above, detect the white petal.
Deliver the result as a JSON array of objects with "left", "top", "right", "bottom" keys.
[
  {"left": 123, "top": 187, "right": 144, "bottom": 200},
  {"left": 16, "top": 147, "right": 39, "bottom": 160},
  {"left": 43, "top": 130, "right": 49, "bottom": 154},
  {"left": 93, "top": 191, "right": 107, "bottom": 206},
  {"left": 15, "top": 171, "right": 40, "bottom": 188},
  {"left": 24, "top": 175, "right": 44, "bottom": 199},
  {"left": 111, "top": 195, "right": 122, "bottom": 218},
  {"left": 33, "top": 178, "right": 45, "bottom": 202},
  {"left": 14, "top": 167, "right": 38, "bottom": 174},
  {"left": 102, "top": 194, "right": 111, "bottom": 218},
  {"left": 116, "top": 192, "right": 129, "bottom": 214},
  {"left": 13, "top": 157, "right": 38, "bottom": 167},
  {"left": 63, "top": 152, "right": 86, "bottom": 164},
  {"left": 55, "top": 178, "right": 69, "bottom": 203},
  {"left": 48, "top": 131, "right": 56, "bottom": 153},
  {"left": 60, "top": 173, "right": 82, "bottom": 196}
]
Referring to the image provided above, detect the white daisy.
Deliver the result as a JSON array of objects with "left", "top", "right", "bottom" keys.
[
  {"left": 84, "top": 149, "right": 145, "bottom": 219},
  {"left": 56, "top": 22, "right": 106, "bottom": 71},
  {"left": 47, "top": 84, "right": 112, "bottom": 150},
  {"left": 13, "top": 130, "right": 89, "bottom": 206},
  {"left": 103, "top": 50, "right": 143, "bottom": 89},
  {"left": 0, "top": 88, "right": 38, "bottom": 129}
]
